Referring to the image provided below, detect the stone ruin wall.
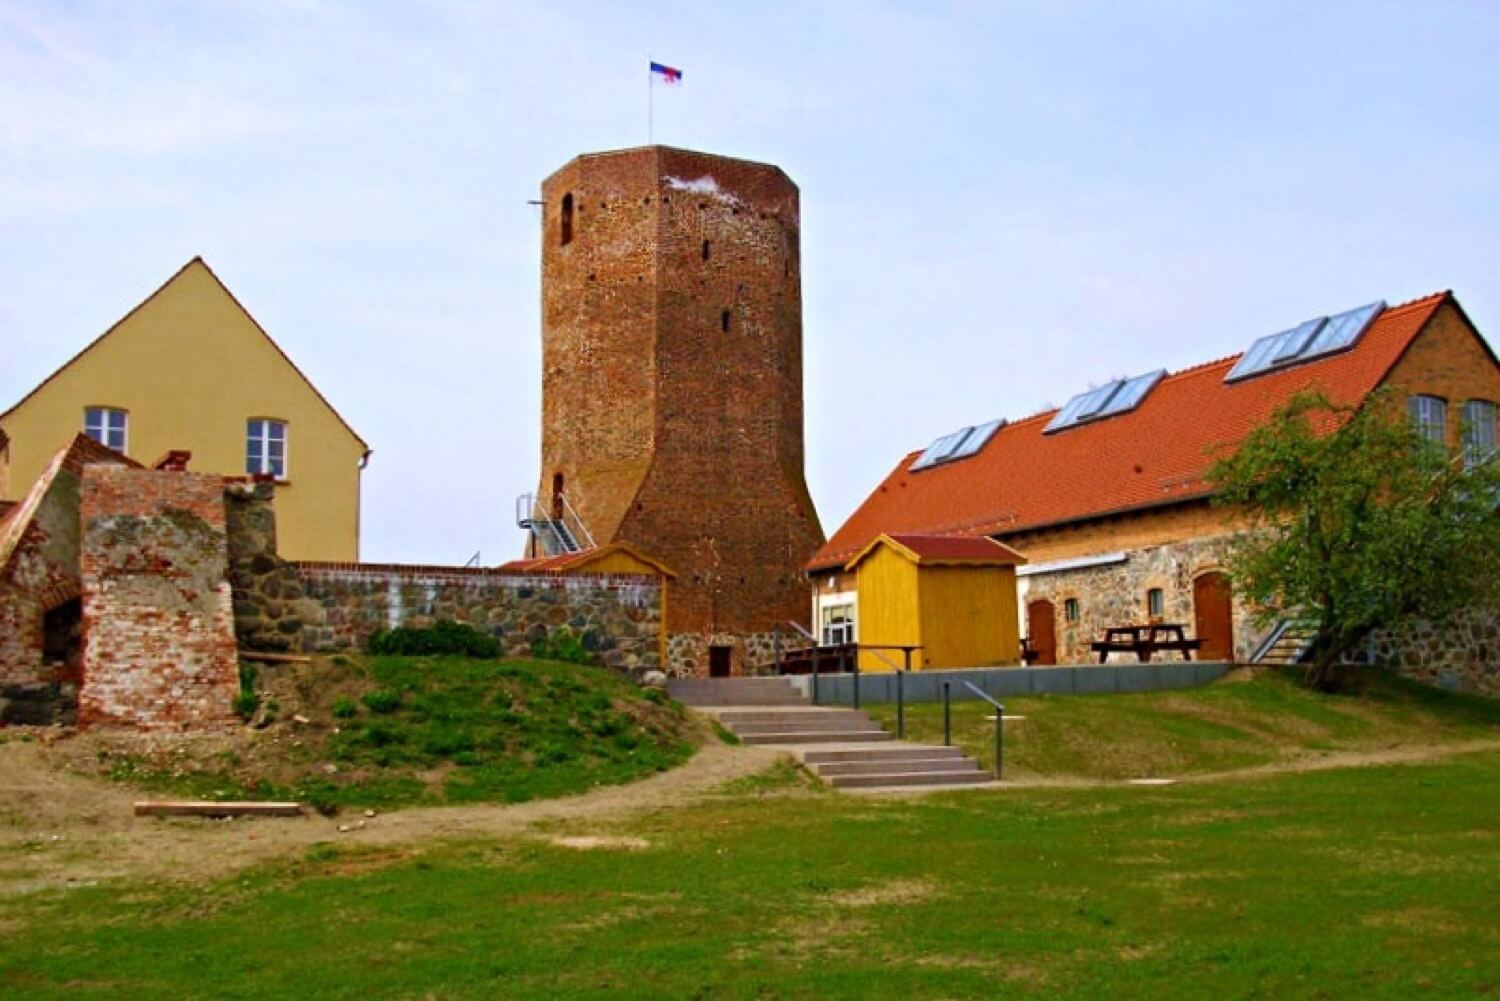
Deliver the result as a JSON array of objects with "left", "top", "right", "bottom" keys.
[{"left": 226, "top": 483, "right": 665, "bottom": 675}]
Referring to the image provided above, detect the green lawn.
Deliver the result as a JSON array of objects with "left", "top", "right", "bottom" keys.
[
  {"left": 867, "top": 668, "right": 1500, "bottom": 779},
  {"left": 96, "top": 655, "right": 696, "bottom": 810},
  {"left": 4, "top": 748, "right": 1499, "bottom": 998}
]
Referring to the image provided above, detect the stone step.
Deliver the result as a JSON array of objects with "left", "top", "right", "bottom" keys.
[
  {"left": 799, "top": 744, "right": 965, "bottom": 765},
  {"left": 728, "top": 717, "right": 878, "bottom": 736},
  {"left": 713, "top": 708, "right": 867, "bottom": 724},
  {"left": 738, "top": 729, "right": 893, "bottom": 745},
  {"left": 813, "top": 756, "right": 983, "bottom": 777},
  {"left": 678, "top": 694, "right": 809, "bottom": 707},
  {"left": 828, "top": 769, "right": 994, "bottom": 789}
]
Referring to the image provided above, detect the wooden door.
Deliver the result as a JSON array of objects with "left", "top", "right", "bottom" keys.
[
  {"left": 1193, "top": 573, "right": 1234, "bottom": 661},
  {"left": 709, "top": 645, "right": 733, "bottom": 678},
  {"left": 1027, "top": 600, "right": 1057, "bottom": 666}
]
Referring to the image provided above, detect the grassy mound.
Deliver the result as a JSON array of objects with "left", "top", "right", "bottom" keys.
[
  {"left": 94, "top": 654, "right": 695, "bottom": 811},
  {"left": 867, "top": 667, "right": 1500, "bottom": 779}
]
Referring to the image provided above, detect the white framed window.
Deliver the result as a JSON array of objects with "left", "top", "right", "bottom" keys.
[
  {"left": 1409, "top": 395, "right": 1448, "bottom": 448},
  {"left": 821, "top": 603, "right": 855, "bottom": 646},
  {"left": 246, "top": 419, "right": 287, "bottom": 478},
  {"left": 1461, "top": 399, "right": 1497, "bottom": 468},
  {"left": 83, "top": 407, "right": 127, "bottom": 452}
]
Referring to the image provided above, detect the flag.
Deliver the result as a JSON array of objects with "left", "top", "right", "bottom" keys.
[{"left": 650, "top": 61, "right": 682, "bottom": 85}]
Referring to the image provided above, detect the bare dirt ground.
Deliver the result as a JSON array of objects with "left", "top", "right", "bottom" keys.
[
  {"left": 5, "top": 723, "right": 1499, "bottom": 894},
  {"left": 0, "top": 727, "right": 781, "bottom": 894}
]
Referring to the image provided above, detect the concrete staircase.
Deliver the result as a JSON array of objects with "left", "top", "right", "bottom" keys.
[{"left": 668, "top": 676, "right": 992, "bottom": 790}]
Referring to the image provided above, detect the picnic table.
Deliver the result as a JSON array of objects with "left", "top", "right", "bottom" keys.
[{"left": 1090, "top": 623, "right": 1203, "bottom": 663}]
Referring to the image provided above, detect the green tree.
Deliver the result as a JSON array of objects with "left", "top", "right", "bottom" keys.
[{"left": 1208, "top": 390, "right": 1500, "bottom": 690}]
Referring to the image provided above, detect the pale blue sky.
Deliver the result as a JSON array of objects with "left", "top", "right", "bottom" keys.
[{"left": 4, "top": 1, "right": 1498, "bottom": 562}]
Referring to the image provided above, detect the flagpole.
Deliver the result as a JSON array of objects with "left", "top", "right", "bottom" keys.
[{"left": 648, "top": 57, "right": 654, "bottom": 144}]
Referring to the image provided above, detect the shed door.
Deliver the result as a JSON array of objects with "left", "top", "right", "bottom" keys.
[
  {"left": 1193, "top": 573, "right": 1234, "bottom": 661},
  {"left": 1027, "top": 599, "right": 1057, "bottom": 666}
]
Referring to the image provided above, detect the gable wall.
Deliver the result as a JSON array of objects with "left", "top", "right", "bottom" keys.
[
  {"left": 0, "top": 261, "right": 365, "bottom": 561},
  {"left": 1378, "top": 299, "right": 1500, "bottom": 441}
]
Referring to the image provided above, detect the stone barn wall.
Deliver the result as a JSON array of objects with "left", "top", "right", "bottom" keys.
[
  {"left": 77, "top": 466, "right": 239, "bottom": 730},
  {"left": 1372, "top": 606, "right": 1500, "bottom": 698},
  {"left": 1018, "top": 533, "right": 1263, "bottom": 664}
]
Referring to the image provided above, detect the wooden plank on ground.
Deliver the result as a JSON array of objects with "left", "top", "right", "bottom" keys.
[
  {"left": 134, "top": 801, "right": 303, "bottom": 818},
  {"left": 237, "top": 650, "right": 313, "bottom": 664}
]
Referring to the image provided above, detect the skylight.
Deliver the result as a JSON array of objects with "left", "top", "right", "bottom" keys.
[
  {"left": 910, "top": 418, "right": 1005, "bottom": 471},
  {"left": 1044, "top": 369, "right": 1166, "bottom": 434},
  {"left": 1225, "top": 301, "right": 1385, "bottom": 383}
]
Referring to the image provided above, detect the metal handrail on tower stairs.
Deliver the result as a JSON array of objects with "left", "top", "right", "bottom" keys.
[{"left": 515, "top": 492, "right": 596, "bottom": 557}]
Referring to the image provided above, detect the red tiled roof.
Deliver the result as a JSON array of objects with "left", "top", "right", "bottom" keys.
[
  {"left": 809, "top": 293, "right": 1454, "bottom": 571},
  {"left": 877, "top": 534, "right": 1026, "bottom": 566}
]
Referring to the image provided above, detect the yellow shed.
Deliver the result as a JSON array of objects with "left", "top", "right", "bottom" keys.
[{"left": 844, "top": 534, "right": 1025, "bottom": 671}]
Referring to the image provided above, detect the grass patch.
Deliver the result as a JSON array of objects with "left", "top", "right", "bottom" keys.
[
  {"left": 3, "top": 750, "right": 1498, "bottom": 997},
  {"left": 867, "top": 668, "right": 1500, "bottom": 779},
  {"left": 89, "top": 654, "right": 695, "bottom": 811}
]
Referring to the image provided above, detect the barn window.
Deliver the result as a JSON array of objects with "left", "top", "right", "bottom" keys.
[
  {"left": 560, "top": 193, "right": 574, "bottom": 246},
  {"left": 1409, "top": 395, "right": 1447, "bottom": 448},
  {"left": 83, "top": 407, "right": 127, "bottom": 452},
  {"left": 1461, "top": 399, "right": 1497, "bottom": 468},
  {"left": 1147, "top": 588, "right": 1165, "bottom": 619},
  {"left": 1064, "top": 598, "right": 1080, "bottom": 623}
]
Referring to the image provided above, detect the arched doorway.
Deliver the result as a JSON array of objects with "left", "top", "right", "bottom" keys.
[
  {"left": 1193, "top": 572, "right": 1234, "bottom": 661},
  {"left": 1027, "top": 599, "right": 1057, "bottom": 665}
]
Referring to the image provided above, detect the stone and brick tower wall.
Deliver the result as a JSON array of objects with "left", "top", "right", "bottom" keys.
[{"left": 538, "top": 146, "right": 824, "bottom": 675}]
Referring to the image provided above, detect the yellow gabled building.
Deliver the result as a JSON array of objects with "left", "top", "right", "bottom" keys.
[
  {"left": 0, "top": 258, "right": 369, "bottom": 562},
  {"left": 831, "top": 534, "right": 1026, "bottom": 672}
]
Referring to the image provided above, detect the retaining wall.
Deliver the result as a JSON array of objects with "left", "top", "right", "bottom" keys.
[{"left": 788, "top": 661, "right": 1232, "bottom": 705}]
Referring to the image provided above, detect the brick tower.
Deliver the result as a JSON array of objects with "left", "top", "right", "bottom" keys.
[{"left": 535, "top": 146, "right": 824, "bottom": 676}]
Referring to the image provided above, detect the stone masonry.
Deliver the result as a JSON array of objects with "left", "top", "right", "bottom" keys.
[
  {"left": 77, "top": 465, "right": 239, "bottom": 730},
  {"left": 537, "top": 146, "right": 825, "bottom": 676},
  {"left": 1019, "top": 533, "right": 1262, "bottom": 664},
  {"left": 227, "top": 482, "right": 665, "bottom": 674}
]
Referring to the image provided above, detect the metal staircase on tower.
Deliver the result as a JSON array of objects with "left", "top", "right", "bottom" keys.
[{"left": 516, "top": 492, "right": 596, "bottom": 558}]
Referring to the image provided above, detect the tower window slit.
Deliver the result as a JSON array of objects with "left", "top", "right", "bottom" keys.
[
  {"left": 560, "top": 193, "right": 574, "bottom": 246},
  {"left": 721, "top": 309, "right": 731, "bottom": 333}
]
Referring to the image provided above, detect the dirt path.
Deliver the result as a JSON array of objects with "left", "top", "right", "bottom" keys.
[
  {"left": 852, "top": 737, "right": 1500, "bottom": 794},
  {"left": 0, "top": 733, "right": 783, "bottom": 893},
  {"left": 5, "top": 731, "right": 1499, "bottom": 892}
]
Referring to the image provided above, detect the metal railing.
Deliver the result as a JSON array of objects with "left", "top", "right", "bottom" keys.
[
  {"left": 515, "top": 491, "right": 597, "bottom": 555},
  {"left": 937, "top": 680, "right": 1007, "bottom": 781}
]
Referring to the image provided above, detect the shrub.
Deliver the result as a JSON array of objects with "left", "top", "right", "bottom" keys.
[
  {"left": 530, "top": 628, "right": 596, "bottom": 665},
  {"left": 361, "top": 689, "right": 402, "bottom": 714},
  {"left": 331, "top": 697, "right": 358, "bottom": 720},
  {"left": 235, "top": 663, "right": 261, "bottom": 721},
  {"left": 368, "top": 620, "right": 499, "bottom": 658}
]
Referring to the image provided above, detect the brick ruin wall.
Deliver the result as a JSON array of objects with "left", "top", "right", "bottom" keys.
[
  {"left": 0, "top": 464, "right": 85, "bottom": 723},
  {"left": 226, "top": 484, "right": 665, "bottom": 675},
  {"left": 77, "top": 466, "right": 240, "bottom": 730}
]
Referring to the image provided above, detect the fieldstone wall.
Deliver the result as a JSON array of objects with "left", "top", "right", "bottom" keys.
[
  {"left": 666, "top": 629, "right": 783, "bottom": 678},
  {"left": 1020, "top": 534, "right": 1263, "bottom": 663},
  {"left": 227, "top": 482, "right": 665, "bottom": 674},
  {"left": 77, "top": 466, "right": 239, "bottom": 730},
  {"left": 1372, "top": 606, "right": 1500, "bottom": 697}
]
